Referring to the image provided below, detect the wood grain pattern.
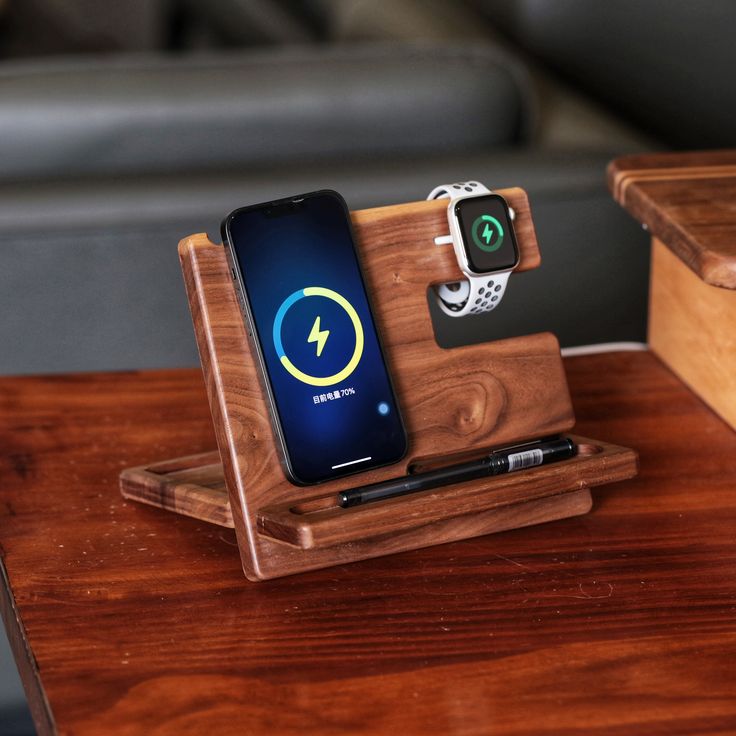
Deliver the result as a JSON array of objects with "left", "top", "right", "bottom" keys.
[
  {"left": 610, "top": 151, "right": 736, "bottom": 430},
  {"left": 608, "top": 149, "right": 736, "bottom": 288},
  {"left": 173, "top": 191, "right": 584, "bottom": 580},
  {"left": 351, "top": 194, "right": 540, "bottom": 345},
  {"left": 1, "top": 352, "right": 733, "bottom": 735},
  {"left": 0, "top": 560, "right": 55, "bottom": 734},
  {"left": 120, "top": 452, "right": 230, "bottom": 527},
  {"left": 649, "top": 237, "right": 736, "bottom": 429}
]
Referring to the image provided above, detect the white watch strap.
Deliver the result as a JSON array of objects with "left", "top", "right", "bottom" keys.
[
  {"left": 428, "top": 180, "right": 510, "bottom": 318},
  {"left": 428, "top": 180, "right": 491, "bottom": 201}
]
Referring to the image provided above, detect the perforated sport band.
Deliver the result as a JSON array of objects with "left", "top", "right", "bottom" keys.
[
  {"left": 428, "top": 180, "right": 492, "bottom": 203},
  {"left": 435, "top": 270, "right": 510, "bottom": 316},
  {"left": 428, "top": 180, "right": 512, "bottom": 318}
]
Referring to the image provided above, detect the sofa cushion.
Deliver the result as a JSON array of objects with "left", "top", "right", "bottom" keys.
[
  {"left": 0, "top": 43, "right": 534, "bottom": 181},
  {"left": 473, "top": 0, "right": 736, "bottom": 148}
]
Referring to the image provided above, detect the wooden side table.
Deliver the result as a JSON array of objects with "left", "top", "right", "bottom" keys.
[
  {"left": 609, "top": 150, "right": 736, "bottom": 429},
  {"left": 2, "top": 353, "right": 736, "bottom": 734}
]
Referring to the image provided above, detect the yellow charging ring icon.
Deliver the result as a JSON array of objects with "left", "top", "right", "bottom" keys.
[{"left": 273, "top": 286, "right": 364, "bottom": 387}]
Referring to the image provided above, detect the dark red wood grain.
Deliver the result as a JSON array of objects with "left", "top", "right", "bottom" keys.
[{"left": 2, "top": 351, "right": 736, "bottom": 734}]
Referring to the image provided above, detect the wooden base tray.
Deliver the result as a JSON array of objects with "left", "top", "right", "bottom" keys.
[{"left": 121, "top": 434, "right": 637, "bottom": 550}]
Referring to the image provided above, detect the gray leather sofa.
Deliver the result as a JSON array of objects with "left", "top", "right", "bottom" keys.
[{"left": 0, "top": 42, "right": 649, "bottom": 376}]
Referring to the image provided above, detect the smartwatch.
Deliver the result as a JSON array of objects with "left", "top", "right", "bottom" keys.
[{"left": 428, "top": 181, "right": 519, "bottom": 317}]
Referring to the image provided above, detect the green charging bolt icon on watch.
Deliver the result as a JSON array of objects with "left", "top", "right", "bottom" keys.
[{"left": 471, "top": 214, "right": 504, "bottom": 252}]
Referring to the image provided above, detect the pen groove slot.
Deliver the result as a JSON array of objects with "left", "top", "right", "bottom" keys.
[{"left": 257, "top": 437, "right": 634, "bottom": 550}]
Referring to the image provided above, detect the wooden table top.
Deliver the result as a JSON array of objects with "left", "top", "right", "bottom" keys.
[
  {"left": 608, "top": 149, "right": 736, "bottom": 288},
  {"left": 2, "top": 351, "right": 736, "bottom": 735}
]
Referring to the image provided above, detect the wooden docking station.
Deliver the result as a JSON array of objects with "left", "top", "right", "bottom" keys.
[{"left": 120, "top": 188, "right": 638, "bottom": 581}]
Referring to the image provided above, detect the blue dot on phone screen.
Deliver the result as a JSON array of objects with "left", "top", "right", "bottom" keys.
[{"left": 377, "top": 402, "right": 390, "bottom": 416}]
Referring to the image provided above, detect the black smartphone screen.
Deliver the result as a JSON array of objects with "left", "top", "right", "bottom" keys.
[
  {"left": 224, "top": 190, "right": 407, "bottom": 484},
  {"left": 454, "top": 194, "right": 519, "bottom": 274}
]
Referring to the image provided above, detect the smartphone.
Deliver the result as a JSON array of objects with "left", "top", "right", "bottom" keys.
[{"left": 221, "top": 190, "right": 407, "bottom": 485}]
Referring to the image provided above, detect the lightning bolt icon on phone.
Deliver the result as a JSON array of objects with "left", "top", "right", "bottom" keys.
[{"left": 307, "top": 316, "right": 330, "bottom": 357}]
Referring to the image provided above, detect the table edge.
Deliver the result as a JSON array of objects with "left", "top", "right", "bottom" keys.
[
  {"left": 1, "top": 558, "right": 56, "bottom": 735},
  {"left": 607, "top": 151, "right": 736, "bottom": 289}
]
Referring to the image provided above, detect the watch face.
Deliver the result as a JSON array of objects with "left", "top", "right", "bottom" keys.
[{"left": 454, "top": 194, "right": 519, "bottom": 274}]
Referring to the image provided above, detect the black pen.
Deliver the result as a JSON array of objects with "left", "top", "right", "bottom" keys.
[{"left": 338, "top": 437, "right": 577, "bottom": 508}]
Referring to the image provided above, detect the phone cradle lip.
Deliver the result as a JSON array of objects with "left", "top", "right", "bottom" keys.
[{"left": 338, "top": 437, "right": 576, "bottom": 507}]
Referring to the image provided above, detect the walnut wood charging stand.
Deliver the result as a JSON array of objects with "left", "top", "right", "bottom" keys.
[{"left": 120, "top": 189, "right": 638, "bottom": 581}]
